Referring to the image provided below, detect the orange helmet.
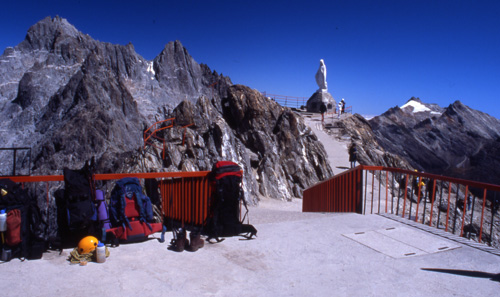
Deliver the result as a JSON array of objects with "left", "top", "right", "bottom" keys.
[{"left": 78, "top": 236, "right": 99, "bottom": 254}]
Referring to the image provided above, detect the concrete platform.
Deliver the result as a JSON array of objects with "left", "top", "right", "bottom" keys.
[{"left": 1, "top": 199, "right": 498, "bottom": 297}]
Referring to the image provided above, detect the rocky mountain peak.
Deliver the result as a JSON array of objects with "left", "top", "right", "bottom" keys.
[
  {"left": 400, "top": 97, "right": 444, "bottom": 116},
  {"left": 441, "top": 100, "right": 500, "bottom": 140},
  {"left": 18, "top": 16, "right": 87, "bottom": 52}
]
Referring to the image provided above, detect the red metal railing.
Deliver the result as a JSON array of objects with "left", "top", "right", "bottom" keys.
[
  {"left": 159, "top": 172, "right": 212, "bottom": 227},
  {"left": 5, "top": 171, "right": 213, "bottom": 230},
  {"left": 143, "top": 118, "right": 175, "bottom": 151},
  {"left": 303, "top": 165, "right": 500, "bottom": 246},
  {"left": 303, "top": 167, "right": 363, "bottom": 212},
  {"left": 143, "top": 118, "right": 194, "bottom": 159}
]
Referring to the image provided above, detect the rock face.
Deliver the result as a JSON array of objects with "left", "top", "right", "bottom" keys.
[
  {"left": 148, "top": 85, "right": 333, "bottom": 202},
  {"left": 333, "top": 114, "right": 414, "bottom": 170},
  {"left": 0, "top": 16, "right": 332, "bottom": 204}
]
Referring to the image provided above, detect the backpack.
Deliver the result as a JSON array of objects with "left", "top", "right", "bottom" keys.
[
  {"left": 55, "top": 160, "right": 99, "bottom": 248},
  {"left": 0, "top": 178, "right": 46, "bottom": 260},
  {"left": 107, "top": 177, "right": 164, "bottom": 244},
  {"left": 205, "top": 161, "right": 257, "bottom": 242}
]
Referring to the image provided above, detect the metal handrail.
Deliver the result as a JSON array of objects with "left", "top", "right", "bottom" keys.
[
  {"left": 143, "top": 117, "right": 175, "bottom": 149},
  {"left": 0, "top": 147, "right": 32, "bottom": 176},
  {"left": 303, "top": 165, "right": 500, "bottom": 246},
  {"left": 262, "top": 92, "right": 308, "bottom": 109},
  {"left": 143, "top": 118, "right": 194, "bottom": 159}
]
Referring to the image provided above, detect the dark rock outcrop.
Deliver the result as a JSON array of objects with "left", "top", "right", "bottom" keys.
[
  {"left": 147, "top": 85, "right": 332, "bottom": 202},
  {"left": 333, "top": 113, "right": 414, "bottom": 170}
]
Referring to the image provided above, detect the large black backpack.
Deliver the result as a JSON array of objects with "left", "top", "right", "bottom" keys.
[
  {"left": 0, "top": 178, "right": 45, "bottom": 260},
  {"left": 206, "top": 161, "right": 257, "bottom": 242},
  {"left": 55, "top": 160, "right": 99, "bottom": 248}
]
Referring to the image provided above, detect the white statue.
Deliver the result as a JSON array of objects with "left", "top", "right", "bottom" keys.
[{"left": 315, "top": 59, "right": 327, "bottom": 91}]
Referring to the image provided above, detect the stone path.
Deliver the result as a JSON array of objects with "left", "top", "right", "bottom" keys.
[{"left": 302, "top": 112, "right": 351, "bottom": 175}]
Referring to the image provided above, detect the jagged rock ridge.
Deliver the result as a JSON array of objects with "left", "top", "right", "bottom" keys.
[
  {"left": 336, "top": 98, "right": 500, "bottom": 185},
  {"left": 0, "top": 16, "right": 332, "bottom": 204},
  {"left": 369, "top": 98, "right": 500, "bottom": 184}
]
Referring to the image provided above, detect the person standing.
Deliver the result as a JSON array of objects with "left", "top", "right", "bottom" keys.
[
  {"left": 320, "top": 101, "right": 327, "bottom": 123},
  {"left": 349, "top": 142, "right": 357, "bottom": 168},
  {"left": 341, "top": 98, "right": 346, "bottom": 114},
  {"left": 337, "top": 102, "right": 342, "bottom": 118}
]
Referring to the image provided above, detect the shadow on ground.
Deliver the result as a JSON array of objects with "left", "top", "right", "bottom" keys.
[{"left": 421, "top": 268, "right": 500, "bottom": 282}]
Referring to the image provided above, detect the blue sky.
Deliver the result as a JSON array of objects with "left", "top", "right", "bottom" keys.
[{"left": 2, "top": 0, "right": 499, "bottom": 118}]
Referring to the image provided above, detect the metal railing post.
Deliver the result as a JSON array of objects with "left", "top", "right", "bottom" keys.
[
  {"left": 402, "top": 174, "right": 409, "bottom": 218},
  {"left": 452, "top": 184, "right": 460, "bottom": 234},
  {"left": 445, "top": 182, "right": 452, "bottom": 232},
  {"left": 478, "top": 189, "right": 487, "bottom": 243},
  {"left": 428, "top": 179, "right": 437, "bottom": 227},
  {"left": 363, "top": 170, "right": 368, "bottom": 214},
  {"left": 460, "top": 186, "right": 469, "bottom": 237}
]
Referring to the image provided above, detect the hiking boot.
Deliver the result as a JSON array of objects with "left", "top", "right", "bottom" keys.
[
  {"left": 174, "top": 229, "right": 189, "bottom": 252},
  {"left": 188, "top": 232, "right": 204, "bottom": 252}
]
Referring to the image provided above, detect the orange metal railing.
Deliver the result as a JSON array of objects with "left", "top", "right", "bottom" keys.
[
  {"left": 160, "top": 173, "right": 212, "bottom": 228},
  {"left": 143, "top": 118, "right": 175, "bottom": 149},
  {"left": 5, "top": 171, "right": 214, "bottom": 230},
  {"left": 143, "top": 118, "right": 194, "bottom": 159},
  {"left": 303, "top": 165, "right": 500, "bottom": 246},
  {"left": 303, "top": 167, "right": 363, "bottom": 213}
]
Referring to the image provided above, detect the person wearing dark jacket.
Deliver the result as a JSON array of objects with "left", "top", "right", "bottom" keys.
[
  {"left": 349, "top": 142, "right": 357, "bottom": 168},
  {"left": 320, "top": 102, "right": 327, "bottom": 123}
]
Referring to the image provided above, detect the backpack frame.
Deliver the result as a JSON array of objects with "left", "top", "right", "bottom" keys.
[{"left": 205, "top": 161, "right": 257, "bottom": 242}]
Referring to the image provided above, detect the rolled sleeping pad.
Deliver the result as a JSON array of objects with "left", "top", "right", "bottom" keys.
[{"left": 96, "top": 189, "right": 111, "bottom": 230}]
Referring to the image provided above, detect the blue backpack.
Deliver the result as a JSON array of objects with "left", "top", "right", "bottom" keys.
[{"left": 109, "top": 177, "right": 154, "bottom": 231}]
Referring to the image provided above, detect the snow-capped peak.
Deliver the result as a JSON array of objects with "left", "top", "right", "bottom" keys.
[{"left": 401, "top": 99, "right": 431, "bottom": 113}]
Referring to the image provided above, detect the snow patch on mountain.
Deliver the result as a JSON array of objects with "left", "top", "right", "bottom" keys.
[
  {"left": 146, "top": 61, "right": 155, "bottom": 79},
  {"left": 401, "top": 100, "right": 430, "bottom": 113}
]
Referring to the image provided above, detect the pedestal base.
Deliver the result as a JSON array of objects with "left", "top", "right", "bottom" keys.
[{"left": 306, "top": 90, "right": 335, "bottom": 113}]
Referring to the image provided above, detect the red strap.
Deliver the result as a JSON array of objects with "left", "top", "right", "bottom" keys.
[{"left": 6, "top": 209, "right": 22, "bottom": 246}]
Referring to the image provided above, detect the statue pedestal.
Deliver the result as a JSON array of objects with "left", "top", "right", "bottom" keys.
[{"left": 306, "top": 90, "right": 335, "bottom": 113}]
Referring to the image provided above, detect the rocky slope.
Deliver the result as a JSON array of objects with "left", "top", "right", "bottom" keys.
[
  {"left": 0, "top": 16, "right": 332, "bottom": 205},
  {"left": 331, "top": 113, "right": 414, "bottom": 170}
]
